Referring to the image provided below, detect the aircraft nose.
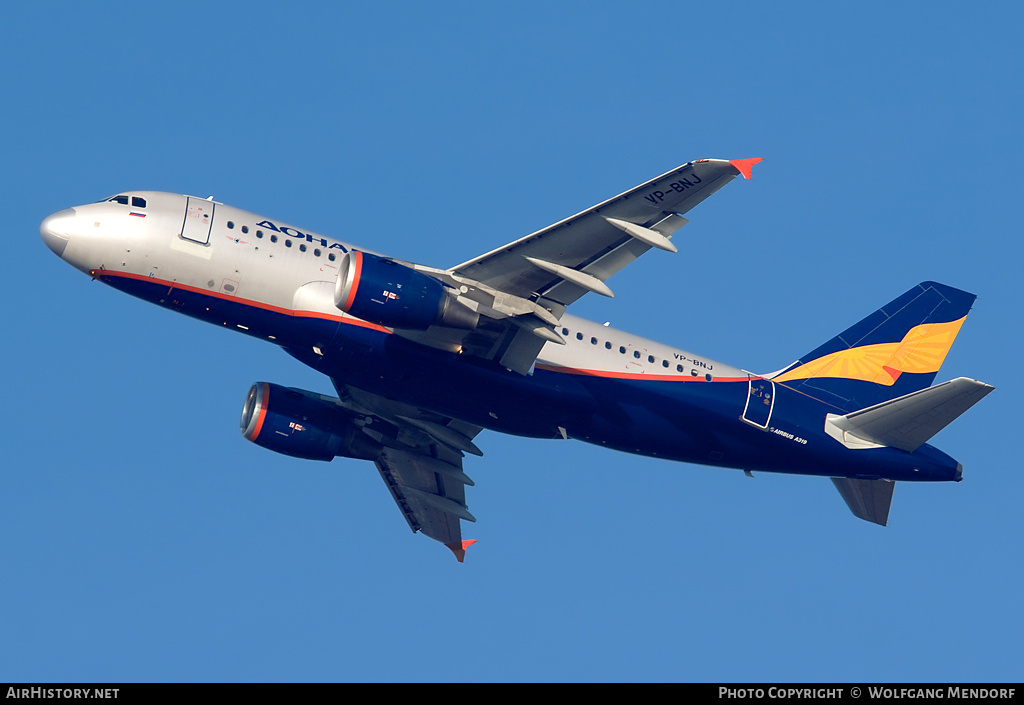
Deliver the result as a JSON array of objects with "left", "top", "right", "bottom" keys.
[{"left": 40, "top": 208, "right": 77, "bottom": 257}]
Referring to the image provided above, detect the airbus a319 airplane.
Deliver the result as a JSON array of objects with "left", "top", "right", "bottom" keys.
[{"left": 40, "top": 158, "right": 994, "bottom": 561}]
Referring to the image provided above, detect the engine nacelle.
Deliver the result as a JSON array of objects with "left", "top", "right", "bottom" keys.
[
  {"left": 240, "top": 382, "right": 381, "bottom": 462},
  {"left": 333, "top": 251, "right": 478, "bottom": 330}
]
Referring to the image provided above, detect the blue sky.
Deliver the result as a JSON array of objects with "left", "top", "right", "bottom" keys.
[{"left": 3, "top": 1, "right": 1021, "bottom": 682}]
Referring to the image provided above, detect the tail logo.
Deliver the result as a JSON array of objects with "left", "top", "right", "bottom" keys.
[{"left": 773, "top": 316, "right": 967, "bottom": 386}]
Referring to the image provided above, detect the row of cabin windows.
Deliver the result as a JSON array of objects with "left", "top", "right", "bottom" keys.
[
  {"left": 225, "top": 220, "right": 337, "bottom": 261},
  {"left": 560, "top": 327, "right": 712, "bottom": 380},
  {"left": 104, "top": 199, "right": 333, "bottom": 262}
]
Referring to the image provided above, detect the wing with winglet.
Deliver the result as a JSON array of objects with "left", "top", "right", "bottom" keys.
[
  {"left": 397, "top": 158, "right": 761, "bottom": 374},
  {"left": 451, "top": 158, "right": 761, "bottom": 302},
  {"left": 330, "top": 380, "right": 482, "bottom": 561}
]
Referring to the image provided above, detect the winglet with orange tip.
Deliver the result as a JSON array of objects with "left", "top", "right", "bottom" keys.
[
  {"left": 729, "top": 158, "right": 763, "bottom": 179},
  {"left": 446, "top": 539, "right": 477, "bottom": 562}
]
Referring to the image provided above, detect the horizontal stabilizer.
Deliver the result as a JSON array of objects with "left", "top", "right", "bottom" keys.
[
  {"left": 825, "top": 377, "right": 994, "bottom": 452},
  {"left": 831, "top": 478, "right": 895, "bottom": 526}
]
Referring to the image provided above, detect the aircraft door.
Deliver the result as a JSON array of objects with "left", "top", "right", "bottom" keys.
[
  {"left": 741, "top": 376, "right": 775, "bottom": 429},
  {"left": 181, "top": 197, "right": 215, "bottom": 244}
]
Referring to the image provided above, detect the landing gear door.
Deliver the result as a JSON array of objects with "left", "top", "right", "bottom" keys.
[
  {"left": 181, "top": 197, "right": 215, "bottom": 244},
  {"left": 742, "top": 376, "right": 775, "bottom": 429}
]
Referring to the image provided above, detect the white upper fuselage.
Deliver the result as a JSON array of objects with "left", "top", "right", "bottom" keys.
[{"left": 40, "top": 191, "right": 746, "bottom": 382}]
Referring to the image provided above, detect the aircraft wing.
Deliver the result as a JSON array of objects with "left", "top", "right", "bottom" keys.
[
  {"left": 331, "top": 380, "right": 481, "bottom": 561},
  {"left": 410, "top": 158, "right": 759, "bottom": 374},
  {"left": 450, "top": 158, "right": 760, "bottom": 304},
  {"left": 376, "top": 445, "right": 475, "bottom": 558}
]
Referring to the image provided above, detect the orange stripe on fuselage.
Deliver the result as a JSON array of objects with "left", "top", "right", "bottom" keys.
[
  {"left": 534, "top": 363, "right": 745, "bottom": 383},
  {"left": 97, "top": 269, "right": 745, "bottom": 385},
  {"left": 91, "top": 268, "right": 390, "bottom": 333}
]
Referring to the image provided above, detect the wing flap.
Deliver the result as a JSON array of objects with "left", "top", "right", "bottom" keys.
[
  {"left": 375, "top": 445, "right": 473, "bottom": 545},
  {"left": 330, "top": 381, "right": 481, "bottom": 554}
]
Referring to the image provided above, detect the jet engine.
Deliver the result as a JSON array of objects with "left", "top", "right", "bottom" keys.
[
  {"left": 333, "top": 251, "right": 479, "bottom": 330},
  {"left": 240, "top": 382, "right": 382, "bottom": 462}
]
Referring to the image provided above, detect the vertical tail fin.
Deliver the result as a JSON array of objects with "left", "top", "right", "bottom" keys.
[{"left": 772, "top": 282, "right": 976, "bottom": 412}]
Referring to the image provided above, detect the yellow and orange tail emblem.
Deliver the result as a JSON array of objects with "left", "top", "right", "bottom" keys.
[{"left": 774, "top": 316, "right": 967, "bottom": 386}]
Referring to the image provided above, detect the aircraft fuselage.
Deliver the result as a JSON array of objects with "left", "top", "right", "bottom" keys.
[{"left": 41, "top": 191, "right": 962, "bottom": 488}]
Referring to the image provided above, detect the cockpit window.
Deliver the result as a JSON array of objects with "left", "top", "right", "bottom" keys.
[{"left": 100, "top": 194, "right": 146, "bottom": 207}]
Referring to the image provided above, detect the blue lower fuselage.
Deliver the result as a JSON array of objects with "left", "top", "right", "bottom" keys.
[{"left": 101, "top": 271, "right": 962, "bottom": 485}]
